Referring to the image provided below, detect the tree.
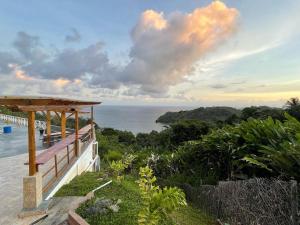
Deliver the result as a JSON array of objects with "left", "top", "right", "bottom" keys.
[
  {"left": 169, "top": 120, "right": 210, "bottom": 146},
  {"left": 285, "top": 97, "right": 300, "bottom": 121},
  {"left": 285, "top": 97, "right": 300, "bottom": 107}
]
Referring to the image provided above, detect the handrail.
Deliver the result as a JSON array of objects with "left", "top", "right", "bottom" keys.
[
  {"left": 25, "top": 124, "right": 92, "bottom": 165},
  {"left": 0, "top": 113, "right": 46, "bottom": 129}
]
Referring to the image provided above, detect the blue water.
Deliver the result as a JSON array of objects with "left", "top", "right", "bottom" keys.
[
  {"left": 0, "top": 105, "right": 193, "bottom": 158},
  {"left": 94, "top": 105, "right": 193, "bottom": 134}
]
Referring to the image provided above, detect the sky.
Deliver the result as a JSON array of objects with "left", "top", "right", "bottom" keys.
[{"left": 0, "top": 0, "right": 300, "bottom": 107}]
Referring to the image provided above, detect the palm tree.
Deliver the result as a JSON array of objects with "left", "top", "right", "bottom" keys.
[
  {"left": 285, "top": 97, "right": 300, "bottom": 109},
  {"left": 285, "top": 97, "right": 300, "bottom": 121}
]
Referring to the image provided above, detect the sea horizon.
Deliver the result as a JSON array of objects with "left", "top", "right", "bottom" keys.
[{"left": 93, "top": 104, "right": 194, "bottom": 134}]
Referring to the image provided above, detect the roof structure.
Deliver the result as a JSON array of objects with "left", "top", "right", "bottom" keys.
[
  {"left": 0, "top": 96, "right": 101, "bottom": 112},
  {"left": 0, "top": 96, "right": 101, "bottom": 176}
]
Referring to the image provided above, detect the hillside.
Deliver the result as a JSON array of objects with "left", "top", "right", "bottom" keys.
[{"left": 156, "top": 106, "right": 241, "bottom": 124}]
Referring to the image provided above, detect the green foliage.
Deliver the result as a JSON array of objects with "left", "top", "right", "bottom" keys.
[
  {"left": 105, "top": 150, "right": 123, "bottom": 162},
  {"left": 164, "top": 114, "right": 300, "bottom": 183},
  {"left": 110, "top": 154, "right": 137, "bottom": 182},
  {"left": 101, "top": 128, "right": 136, "bottom": 145},
  {"left": 285, "top": 97, "right": 300, "bottom": 121},
  {"left": 134, "top": 120, "right": 210, "bottom": 150},
  {"left": 240, "top": 106, "right": 285, "bottom": 121},
  {"left": 55, "top": 172, "right": 105, "bottom": 196},
  {"left": 156, "top": 106, "right": 240, "bottom": 124},
  {"left": 76, "top": 174, "right": 214, "bottom": 225},
  {"left": 110, "top": 160, "right": 128, "bottom": 182},
  {"left": 136, "top": 131, "right": 163, "bottom": 148},
  {"left": 137, "top": 166, "right": 187, "bottom": 225},
  {"left": 169, "top": 120, "right": 210, "bottom": 146}
]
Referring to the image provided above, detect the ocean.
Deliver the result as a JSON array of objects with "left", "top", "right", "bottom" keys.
[
  {"left": 0, "top": 105, "right": 192, "bottom": 158},
  {"left": 94, "top": 105, "right": 192, "bottom": 134}
]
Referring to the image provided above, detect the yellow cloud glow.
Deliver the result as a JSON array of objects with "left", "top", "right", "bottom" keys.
[
  {"left": 15, "top": 70, "right": 34, "bottom": 81},
  {"left": 140, "top": 10, "right": 167, "bottom": 30},
  {"left": 53, "top": 78, "right": 70, "bottom": 87},
  {"left": 191, "top": 91, "right": 300, "bottom": 102},
  {"left": 180, "top": 1, "right": 238, "bottom": 45}
]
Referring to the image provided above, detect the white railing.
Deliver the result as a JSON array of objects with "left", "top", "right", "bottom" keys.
[{"left": 0, "top": 113, "right": 46, "bottom": 129}]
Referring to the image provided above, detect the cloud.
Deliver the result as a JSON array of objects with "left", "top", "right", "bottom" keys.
[
  {"left": 22, "top": 41, "right": 116, "bottom": 81},
  {"left": 121, "top": 1, "right": 239, "bottom": 94},
  {"left": 0, "top": 52, "right": 19, "bottom": 73},
  {"left": 0, "top": 1, "right": 239, "bottom": 99},
  {"left": 65, "top": 28, "right": 81, "bottom": 43},
  {"left": 13, "top": 31, "right": 48, "bottom": 61},
  {"left": 210, "top": 84, "right": 228, "bottom": 89}
]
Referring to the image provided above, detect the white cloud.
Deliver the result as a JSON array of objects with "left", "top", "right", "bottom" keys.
[
  {"left": 0, "top": 1, "right": 239, "bottom": 100},
  {"left": 122, "top": 1, "right": 238, "bottom": 94}
]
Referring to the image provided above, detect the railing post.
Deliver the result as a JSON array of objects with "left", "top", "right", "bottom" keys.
[
  {"left": 75, "top": 111, "right": 79, "bottom": 157},
  {"left": 61, "top": 111, "right": 66, "bottom": 139},
  {"left": 46, "top": 111, "right": 51, "bottom": 146},
  {"left": 67, "top": 146, "right": 70, "bottom": 164},
  {"left": 54, "top": 155, "right": 58, "bottom": 177}
]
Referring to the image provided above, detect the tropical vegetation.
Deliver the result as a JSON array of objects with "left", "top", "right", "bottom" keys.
[{"left": 97, "top": 97, "right": 300, "bottom": 187}]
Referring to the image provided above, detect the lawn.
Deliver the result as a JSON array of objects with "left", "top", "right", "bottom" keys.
[{"left": 56, "top": 172, "right": 216, "bottom": 225}]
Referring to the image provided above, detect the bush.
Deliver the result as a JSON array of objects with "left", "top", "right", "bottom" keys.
[
  {"left": 169, "top": 120, "right": 210, "bottom": 146},
  {"left": 137, "top": 166, "right": 187, "bottom": 225},
  {"left": 104, "top": 150, "right": 123, "bottom": 162}
]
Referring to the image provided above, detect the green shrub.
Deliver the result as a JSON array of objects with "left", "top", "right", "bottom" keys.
[
  {"left": 105, "top": 150, "right": 123, "bottom": 162},
  {"left": 137, "top": 166, "right": 187, "bottom": 225},
  {"left": 110, "top": 153, "right": 137, "bottom": 182}
]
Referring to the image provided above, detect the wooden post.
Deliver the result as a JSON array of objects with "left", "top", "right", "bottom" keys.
[
  {"left": 28, "top": 111, "right": 36, "bottom": 176},
  {"left": 54, "top": 155, "right": 58, "bottom": 177},
  {"left": 67, "top": 146, "right": 70, "bottom": 164},
  {"left": 75, "top": 111, "right": 79, "bottom": 156},
  {"left": 46, "top": 111, "right": 51, "bottom": 146},
  {"left": 61, "top": 111, "right": 66, "bottom": 139},
  {"left": 91, "top": 106, "right": 94, "bottom": 139}
]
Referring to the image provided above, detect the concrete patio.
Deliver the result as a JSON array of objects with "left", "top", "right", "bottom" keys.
[{"left": 0, "top": 152, "right": 35, "bottom": 224}]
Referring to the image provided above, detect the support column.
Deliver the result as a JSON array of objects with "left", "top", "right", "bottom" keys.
[
  {"left": 23, "top": 173, "right": 42, "bottom": 210},
  {"left": 22, "top": 112, "right": 43, "bottom": 211},
  {"left": 28, "top": 111, "right": 36, "bottom": 176},
  {"left": 75, "top": 111, "right": 79, "bottom": 156},
  {"left": 46, "top": 111, "right": 51, "bottom": 146},
  {"left": 61, "top": 111, "right": 66, "bottom": 139}
]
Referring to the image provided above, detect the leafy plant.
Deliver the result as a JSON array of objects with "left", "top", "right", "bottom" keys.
[
  {"left": 110, "top": 153, "right": 137, "bottom": 182},
  {"left": 137, "top": 166, "right": 187, "bottom": 225},
  {"left": 110, "top": 160, "right": 127, "bottom": 182}
]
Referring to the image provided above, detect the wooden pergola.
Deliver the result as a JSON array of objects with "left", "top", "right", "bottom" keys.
[{"left": 0, "top": 96, "right": 101, "bottom": 176}]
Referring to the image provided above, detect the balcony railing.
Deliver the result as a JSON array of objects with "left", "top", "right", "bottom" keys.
[{"left": 25, "top": 124, "right": 93, "bottom": 194}]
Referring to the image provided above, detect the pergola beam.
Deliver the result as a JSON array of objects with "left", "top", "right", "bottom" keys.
[
  {"left": 16, "top": 105, "right": 83, "bottom": 112},
  {"left": 0, "top": 96, "right": 101, "bottom": 106}
]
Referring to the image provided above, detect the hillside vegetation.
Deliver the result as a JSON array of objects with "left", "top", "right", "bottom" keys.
[
  {"left": 156, "top": 105, "right": 285, "bottom": 125},
  {"left": 156, "top": 106, "right": 240, "bottom": 124}
]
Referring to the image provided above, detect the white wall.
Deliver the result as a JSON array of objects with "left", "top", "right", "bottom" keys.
[{"left": 45, "top": 141, "right": 99, "bottom": 200}]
